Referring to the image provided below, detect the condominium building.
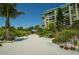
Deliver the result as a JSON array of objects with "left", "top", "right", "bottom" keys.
[{"left": 42, "top": 3, "right": 79, "bottom": 29}]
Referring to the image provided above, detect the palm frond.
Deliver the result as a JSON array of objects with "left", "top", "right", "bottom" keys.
[{"left": 0, "top": 3, "right": 25, "bottom": 19}]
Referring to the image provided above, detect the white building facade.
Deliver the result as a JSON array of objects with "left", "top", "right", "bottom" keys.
[{"left": 42, "top": 3, "right": 79, "bottom": 29}]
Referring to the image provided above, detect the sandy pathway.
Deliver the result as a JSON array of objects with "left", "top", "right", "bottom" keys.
[{"left": 0, "top": 34, "right": 79, "bottom": 55}]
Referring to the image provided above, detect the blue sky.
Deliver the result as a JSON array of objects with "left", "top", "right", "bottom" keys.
[{"left": 0, "top": 3, "right": 64, "bottom": 28}]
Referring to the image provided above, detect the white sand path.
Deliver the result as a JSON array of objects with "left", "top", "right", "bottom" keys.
[{"left": 0, "top": 34, "right": 79, "bottom": 55}]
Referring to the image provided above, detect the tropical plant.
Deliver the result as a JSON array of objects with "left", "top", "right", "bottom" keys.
[
  {"left": 52, "top": 29, "right": 79, "bottom": 44},
  {"left": 56, "top": 8, "right": 64, "bottom": 31},
  {"left": 0, "top": 3, "right": 24, "bottom": 40}
]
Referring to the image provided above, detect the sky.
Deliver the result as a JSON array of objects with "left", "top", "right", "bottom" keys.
[{"left": 0, "top": 3, "right": 64, "bottom": 28}]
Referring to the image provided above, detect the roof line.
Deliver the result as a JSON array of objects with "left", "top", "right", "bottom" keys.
[{"left": 42, "top": 3, "right": 69, "bottom": 15}]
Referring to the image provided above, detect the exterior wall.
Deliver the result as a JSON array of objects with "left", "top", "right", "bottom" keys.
[
  {"left": 42, "top": 10, "right": 57, "bottom": 29},
  {"left": 42, "top": 3, "right": 79, "bottom": 29}
]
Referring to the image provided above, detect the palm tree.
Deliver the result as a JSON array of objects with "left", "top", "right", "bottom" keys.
[{"left": 0, "top": 3, "right": 24, "bottom": 40}]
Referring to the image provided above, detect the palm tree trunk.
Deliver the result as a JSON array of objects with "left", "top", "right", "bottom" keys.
[
  {"left": 5, "top": 18, "right": 11, "bottom": 40},
  {"left": 5, "top": 5, "right": 11, "bottom": 40}
]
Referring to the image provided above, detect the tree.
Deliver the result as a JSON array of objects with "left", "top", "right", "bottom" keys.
[
  {"left": 29, "top": 26, "right": 34, "bottom": 31},
  {"left": 35, "top": 25, "right": 40, "bottom": 30},
  {"left": 34, "top": 25, "right": 42, "bottom": 33},
  {"left": 17, "top": 27, "right": 24, "bottom": 30},
  {"left": 10, "top": 26, "right": 15, "bottom": 31},
  {"left": 0, "top": 3, "right": 24, "bottom": 40},
  {"left": 56, "top": 8, "right": 64, "bottom": 31}
]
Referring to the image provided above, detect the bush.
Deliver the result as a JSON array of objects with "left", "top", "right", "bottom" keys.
[
  {"left": 39, "top": 29, "right": 48, "bottom": 37},
  {"left": 15, "top": 30, "right": 27, "bottom": 37},
  {"left": 52, "top": 29, "right": 79, "bottom": 44}
]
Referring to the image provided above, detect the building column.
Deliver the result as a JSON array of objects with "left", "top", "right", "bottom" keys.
[
  {"left": 47, "top": 15, "right": 50, "bottom": 29},
  {"left": 54, "top": 10, "right": 57, "bottom": 23},
  {"left": 54, "top": 10, "right": 57, "bottom": 32},
  {"left": 75, "top": 3, "right": 79, "bottom": 20},
  {"left": 44, "top": 16, "right": 47, "bottom": 28},
  {"left": 69, "top": 4, "right": 72, "bottom": 26}
]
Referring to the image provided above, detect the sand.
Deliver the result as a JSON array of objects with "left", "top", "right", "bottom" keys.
[{"left": 0, "top": 34, "right": 79, "bottom": 55}]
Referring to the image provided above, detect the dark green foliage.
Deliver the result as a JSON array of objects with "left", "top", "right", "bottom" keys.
[
  {"left": 0, "top": 27, "right": 6, "bottom": 37},
  {"left": 48, "top": 22, "right": 56, "bottom": 33},
  {"left": 56, "top": 8, "right": 64, "bottom": 31},
  {"left": 17, "top": 27, "right": 23, "bottom": 30},
  {"left": 34, "top": 25, "right": 42, "bottom": 34},
  {"left": 0, "top": 3, "right": 24, "bottom": 18}
]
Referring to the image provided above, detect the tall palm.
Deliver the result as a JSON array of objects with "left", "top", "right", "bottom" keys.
[{"left": 0, "top": 3, "right": 24, "bottom": 40}]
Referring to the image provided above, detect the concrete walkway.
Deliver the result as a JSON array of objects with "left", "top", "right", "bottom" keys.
[{"left": 0, "top": 34, "right": 79, "bottom": 55}]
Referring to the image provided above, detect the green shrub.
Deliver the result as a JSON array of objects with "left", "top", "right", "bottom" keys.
[{"left": 53, "top": 29, "right": 79, "bottom": 44}]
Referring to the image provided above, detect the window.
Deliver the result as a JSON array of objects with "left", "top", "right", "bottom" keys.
[
  {"left": 77, "top": 4, "right": 79, "bottom": 9},
  {"left": 52, "top": 16, "right": 55, "bottom": 19}
]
